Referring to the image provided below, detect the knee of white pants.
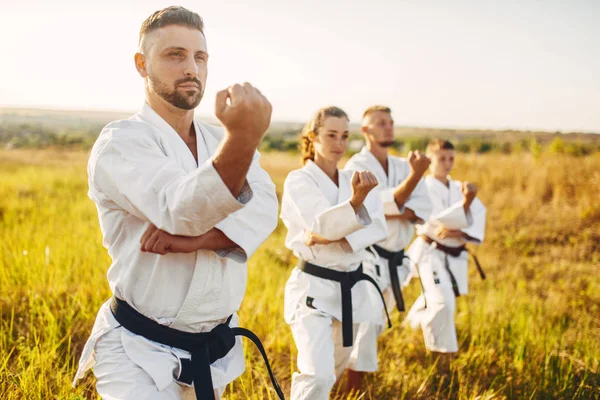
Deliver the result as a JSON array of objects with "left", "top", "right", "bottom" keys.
[
  {"left": 289, "top": 309, "right": 353, "bottom": 399},
  {"left": 383, "top": 287, "right": 396, "bottom": 312},
  {"left": 94, "top": 328, "right": 183, "bottom": 400},
  {"left": 433, "top": 296, "right": 455, "bottom": 315},
  {"left": 291, "top": 371, "right": 336, "bottom": 400},
  {"left": 423, "top": 300, "right": 455, "bottom": 329},
  {"left": 95, "top": 359, "right": 184, "bottom": 400},
  {"left": 213, "top": 387, "right": 225, "bottom": 399},
  {"left": 347, "top": 323, "right": 380, "bottom": 372},
  {"left": 422, "top": 301, "right": 458, "bottom": 353}
]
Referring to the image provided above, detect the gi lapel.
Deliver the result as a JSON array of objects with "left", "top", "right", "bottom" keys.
[
  {"left": 139, "top": 103, "right": 198, "bottom": 173},
  {"left": 170, "top": 121, "right": 227, "bottom": 329},
  {"left": 361, "top": 147, "right": 389, "bottom": 190}
]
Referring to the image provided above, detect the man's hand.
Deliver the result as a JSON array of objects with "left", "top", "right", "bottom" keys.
[
  {"left": 386, "top": 207, "right": 423, "bottom": 224},
  {"left": 407, "top": 150, "right": 431, "bottom": 178},
  {"left": 392, "top": 151, "right": 429, "bottom": 210},
  {"left": 212, "top": 82, "right": 272, "bottom": 198},
  {"left": 215, "top": 82, "right": 272, "bottom": 148},
  {"left": 141, "top": 225, "right": 201, "bottom": 254},
  {"left": 435, "top": 225, "right": 466, "bottom": 240},
  {"left": 350, "top": 171, "right": 378, "bottom": 213},
  {"left": 304, "top": 231, "right": 350, "bottom": 248},
  {"left": 141, "top": 225, "right": 174, "bottom": 255},
  {"left": 304, "top": 231, "right": 332, "bottom": 246},
  {"left": 140, "top": 225, "right": 223, "bottom": 255},
  {"left": 461, "top": 182, "right": 477, "bottom": 212}
]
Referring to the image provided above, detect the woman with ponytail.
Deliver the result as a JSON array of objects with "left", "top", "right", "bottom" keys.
[{"left": 280, "top": 106, "right": 390, "bottom": 399}]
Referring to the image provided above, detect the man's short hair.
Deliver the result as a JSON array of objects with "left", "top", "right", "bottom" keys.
[
  {"left": 139, "top": 6, "right": 204, "bottom": 52},
  {"left": 362, "top": 105, "right": 392, "bottom": 120},
  {"left": 426, "top": 139, "right": 455, "bottom": 156}
]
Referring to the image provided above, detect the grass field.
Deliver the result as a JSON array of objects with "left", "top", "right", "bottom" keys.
[{"left": 1, "top": 148, "right": 599, "bottom": 399}]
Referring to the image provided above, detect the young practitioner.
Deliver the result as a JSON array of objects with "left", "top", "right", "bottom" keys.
[{"left": 406, "top": 139, "right": 487, "bottom": 353}]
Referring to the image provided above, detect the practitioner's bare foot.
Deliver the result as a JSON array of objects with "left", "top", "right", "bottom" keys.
[
  {"left": 433, "top": 351, "right": 457, "bottom": 376},
  {"left": 346, "top": 369, "right": 366, "bottom": 394}
]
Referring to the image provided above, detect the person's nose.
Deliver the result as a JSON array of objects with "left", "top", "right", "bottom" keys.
[{"left": 182, "top": 55, "right": 199, "bottom": 78}]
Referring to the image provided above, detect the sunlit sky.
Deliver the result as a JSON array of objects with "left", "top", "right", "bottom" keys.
[{"left": 1, "top": 0, "right": 599, "bottom": 132}]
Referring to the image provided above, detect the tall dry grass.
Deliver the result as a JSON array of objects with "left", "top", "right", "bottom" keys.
[{"left": 0, "top": 149, "right": 598, "bottom": 399}]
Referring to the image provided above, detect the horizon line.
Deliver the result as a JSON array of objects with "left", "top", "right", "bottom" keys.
[{"left": 1, "top": 105, "right": 598, "bottom": 136}]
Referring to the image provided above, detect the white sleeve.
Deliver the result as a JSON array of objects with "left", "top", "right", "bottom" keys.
[
  {"left": 345, "top": 187, "right": 388, "bottom": 251},
  {"left": 380, "top": 188, "right": 405, "bottom": 216},
  {"left": 214, "top": 152, "right": 278, "bottom": 262},
  {"left": 461, "top": 198, "right": 486, "bottom": 244},
  {"left": 346, "top": 157, "right": 405, "bottom": 217},
  {"left": 432, "top": 200, "right": 472, "bottom": 230},
  {"left": 281, "top": 172, "right": 370, "bottom": 241},
  {"left": 403, "top": 178, "right": 433, "bottom": 222},
  {"left": 89, "top": 130, "right": 248, "bottom": 237}
]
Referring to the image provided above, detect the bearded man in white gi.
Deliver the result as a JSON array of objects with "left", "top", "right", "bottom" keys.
[
  {"left": 344, "top": 105, "right": 433, "bottom": 390},
  {"left": 406, "top": 139, "right": 487, "bottom": 353},
  {"left": 72, "top": 6, "right": 279, "bottom": 400}
]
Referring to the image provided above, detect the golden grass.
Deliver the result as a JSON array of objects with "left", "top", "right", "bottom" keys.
[{"left": 0, "top": 149, "right": 599, "bottom": 399}]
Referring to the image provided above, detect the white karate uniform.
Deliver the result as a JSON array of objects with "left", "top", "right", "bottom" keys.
[
  {"left": 345, "top": 147, "right": 432, "bottom": 371},
  {"left": 281, "top": 160, "right": 388, "bottom": 400},
  {"left": 72, "top": 103, "right": 278, "bottom": 399},
  {"left": 405, "top": 175, "right": 486, "bottom": 353}
]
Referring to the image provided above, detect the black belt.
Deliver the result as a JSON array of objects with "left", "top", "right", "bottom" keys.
[
  {"left": 109, "top": 297, "right": 284, "bottom": 400},
  {"left": 298, "top": 261, "right": 391, "bottom": 347},
  {"left": 420, "top": 235, "right": 486, "bottom": 298},
  {"left": 367, "top": 245, "right": 407, "bottom": 312}
]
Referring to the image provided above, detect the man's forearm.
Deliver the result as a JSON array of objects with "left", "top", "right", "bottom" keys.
[
  {"left": 437, "top": 229, "right": 471, "bottom": 240},
  {"left": 463, "top": 197, "right": 474, "bottom": 213},
  {"left": 393, "top": 172, "right": 421, "bottom": 209},
  {"left": 385, "top": 207, "right": 422, "bottom": 223},
  {"left": 166, "top": 228, "right": 239, "bottom": 253},
  {"left": 192, "top": 228, "right": 239, "bottom": 252},
  {"left": 212, "top": 136, "right": 258, "bottom": 198}
]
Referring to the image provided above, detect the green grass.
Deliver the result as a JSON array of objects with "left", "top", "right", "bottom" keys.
[{"left": 1, "top": 149, "right": 599, "bottom": 399}]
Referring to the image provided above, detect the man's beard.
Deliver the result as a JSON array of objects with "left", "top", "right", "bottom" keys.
[
  {"left": 378, "top": 140, "right": 395, "bottom": 148},
  {"left": 148, "top": 72, "right": 204, "bottom": 110}
]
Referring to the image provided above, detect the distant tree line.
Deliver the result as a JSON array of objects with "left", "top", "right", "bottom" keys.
[
  {"left": 260, "top": 133, "right": 599, "bottom": 157},
  {"left": 0, "top": 122, "right": 101, "bottom": 149},
  {"left": 2, "top": 122, "right": 599, "bottom": 157}
]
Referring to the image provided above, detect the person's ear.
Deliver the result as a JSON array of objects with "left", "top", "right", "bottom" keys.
[{"left": 134, "top": 53, "right": 148, "bottom": 78}]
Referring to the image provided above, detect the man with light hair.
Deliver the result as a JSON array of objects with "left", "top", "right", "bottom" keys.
[
  {"left": 72, "top": 6, "right": 282, "bottom": 400},
  {"left": 344, "top": 105, "right": 432, "bottom": 390}
]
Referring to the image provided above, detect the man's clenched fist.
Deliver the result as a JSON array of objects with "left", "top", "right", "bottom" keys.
[
  {"left": 215, "top": 82, "right": 272, "bottom": 146},
  {"left": 407, "top": 150, "right": 431, "bottom": 177}
]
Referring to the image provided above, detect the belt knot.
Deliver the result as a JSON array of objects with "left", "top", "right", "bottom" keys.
[{"left": 206, "top": 323, "right": 236, "bottom": 362}]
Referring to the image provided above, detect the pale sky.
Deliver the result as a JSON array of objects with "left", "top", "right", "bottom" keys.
[{"left": 1, "top": 0, "right": 599, "bottom": 132}]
